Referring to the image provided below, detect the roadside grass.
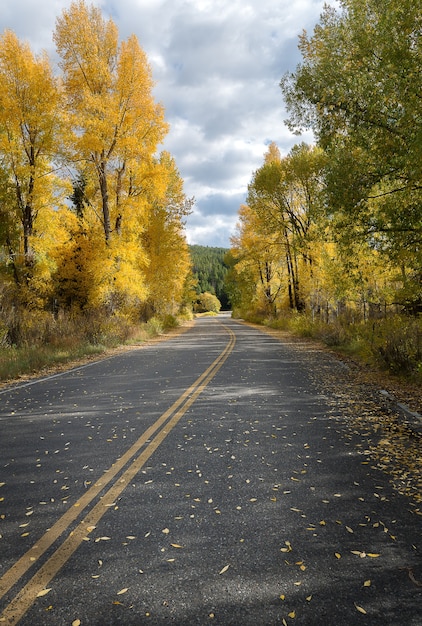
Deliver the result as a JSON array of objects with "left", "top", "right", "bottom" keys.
[
  {"left": 0, "top": 313, "right": 183, "bottom": 384},
  {"left": 259, "top": 312, "right": 422, "bottom": 384}
]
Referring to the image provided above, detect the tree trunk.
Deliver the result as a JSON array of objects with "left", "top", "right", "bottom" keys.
[{"left": 98, "top": 157, "right": 112, "bottom": 243}]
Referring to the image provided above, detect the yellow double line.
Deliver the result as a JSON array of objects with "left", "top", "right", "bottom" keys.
[{"left": 0, "top": 324, "right": 236, "bottom": 625}]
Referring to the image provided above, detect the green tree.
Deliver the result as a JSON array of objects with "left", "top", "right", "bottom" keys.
[
  {"left": 189, "top": 245, "right": 230, "bottom": 309},
  {"left": 281, "top": 0, "right": 422, "bottom": 306}
]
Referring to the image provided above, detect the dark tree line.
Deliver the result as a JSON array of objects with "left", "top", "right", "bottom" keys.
[{"left": 189, "top": 245, "right": 230, "bottom": 310}]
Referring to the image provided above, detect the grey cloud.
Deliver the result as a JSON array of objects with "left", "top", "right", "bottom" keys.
[{"left": 194, "top": 192, "right": 247, "bottom": 219}]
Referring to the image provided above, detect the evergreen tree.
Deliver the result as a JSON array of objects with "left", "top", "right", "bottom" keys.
[{"left": 189, "top": 245, "right": 230, "bottom": 309}]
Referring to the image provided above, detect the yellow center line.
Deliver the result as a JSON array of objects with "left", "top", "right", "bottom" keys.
[{"left": 0, "top": 324, "right": 235, "bottom": 626}]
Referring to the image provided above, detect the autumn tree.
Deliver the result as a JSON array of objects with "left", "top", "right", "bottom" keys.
[
  {"left": 140, "top": 152, "right": 193, "bottom": 317},
  {"left": 230, "top": 203, "right": 284, "bottom": 317},
  {"left": 281, "top": 0, "right": 422, "bottom": 308},
  {"left": 52, "top": 1, "right": 175, "bottom": 315},
  {"left": 0, "top": 30, "right": 64, "bottom": 300},
  {"left": 246, "top": 142, "right": 325, "bottom": 311},
  {"left": 54, "top": 0, "right": 168, "bottom": 242}
]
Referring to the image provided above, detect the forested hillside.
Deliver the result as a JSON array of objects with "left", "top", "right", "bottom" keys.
[
  {"left": 228, "top": 0, "right": 422, "bottom": 378},
  {"left": 0, "top": 1, "right": 192, "bottom": 354},
  {"left": 189, "top": 245, "right": 230, "bottom": 309}
]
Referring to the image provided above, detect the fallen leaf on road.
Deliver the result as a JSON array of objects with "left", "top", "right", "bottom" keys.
[
  {"left": 36, "top": 588, "right": 51, "bottom": 597},
  {"left": 117, "top": 588, "right": 128, "bottom": 595},
  {"left": 355, "top": 604, "right": 367, "bottom": 614},
  {"left": 219, "top": 564, "right": 230, "bottom": 575}
]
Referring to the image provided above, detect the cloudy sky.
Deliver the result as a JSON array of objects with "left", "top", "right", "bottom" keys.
[{"left": 1, "top": 0, "right": 326, "bottom": 248}]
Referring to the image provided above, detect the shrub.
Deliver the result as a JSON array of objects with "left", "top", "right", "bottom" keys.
[
  {"left": 146, "top": 316, "right": 163, "bottom": 336},
  {"left": 371, "top": 316, "right": 422, "bottom": 375}
]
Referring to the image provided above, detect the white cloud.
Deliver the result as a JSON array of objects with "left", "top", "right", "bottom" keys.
[{"left": 0, "top": 0, "right": 325, "bottom": 247}]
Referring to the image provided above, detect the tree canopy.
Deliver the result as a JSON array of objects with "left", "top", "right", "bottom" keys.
[
  {"left": 281, "top": 0, "right": 422, "bottom": 293},
  {"left": 0, "top": 0, "right": 192, "bottom": 343}
]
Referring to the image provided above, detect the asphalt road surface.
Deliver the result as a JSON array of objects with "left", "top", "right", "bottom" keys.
[{"left": 0, "top": 315, "right": 420, "bottom": 625}]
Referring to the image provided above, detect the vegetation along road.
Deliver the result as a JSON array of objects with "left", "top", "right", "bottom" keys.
[{"left": 0, "top": 315, "right": 420, "bottom": 625}]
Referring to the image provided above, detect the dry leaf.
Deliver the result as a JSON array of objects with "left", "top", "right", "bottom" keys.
[
  {"left": 36, "top": 588, "right": 51, "bottom": 597},
  {"left": 219, "top": 564, "right": 230, "bottom": 575},
  {"left": 367, "top": 553, "right": 380, "bottom": 558},
  {"left": 162, "top": 528, "right": 170, "bottom": 534},
  {"left": 72, "top": 620, "right": 81, "bottom": 626},
  {"left": 171, "top": 543, "right": 184, "bottom": 548},
  {"left": 364, "top": 580, "right": 371, "bottom": 587},
  {"left": 117, "top": 588, "right": 128, "bottom": 595},
  {"left": 355, "top": 604, "right": 367, "bottom": 614},
  {"left": 335, "top": 553, "right": 341, "bottom": 559},
  {"left": 288, "top": 610, "right": 296, "bottom": 618}
]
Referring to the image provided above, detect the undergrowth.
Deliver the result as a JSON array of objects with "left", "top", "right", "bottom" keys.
[
  {"left": 255, "top": 312, "right": 422, "bottom": 382},
  {"left": 0, "top": 311, "right": 181, "bottom": 383}
]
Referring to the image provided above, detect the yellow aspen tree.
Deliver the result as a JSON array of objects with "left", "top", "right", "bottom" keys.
[
  {"left": 230, "top": 204, "right": 284, "bottom": 317},
  {"left": 54, "top": 0, "right": 168, "bottom": 246},
  {"left": 0, "top": 30, "right": 64, "bottom": 299},
  {"left": 141, "top": 152, "right": 193, "bottom": 317},
  {"left": 247, "top": 143, "right": 325, "bottom": 311}
]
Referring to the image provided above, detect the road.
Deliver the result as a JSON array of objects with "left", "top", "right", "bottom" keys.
[{"left": 0, "top": 315, "right": 420, "bottom": 625}]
